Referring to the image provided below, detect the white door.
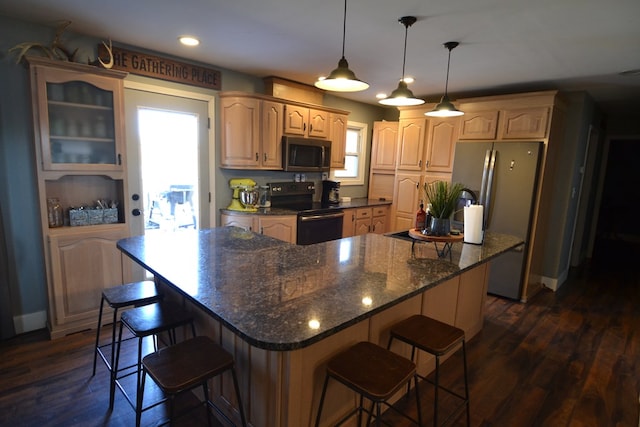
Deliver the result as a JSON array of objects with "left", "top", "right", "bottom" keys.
[{"left": 124, "top": 88, "right": 210, "bottom": 279}]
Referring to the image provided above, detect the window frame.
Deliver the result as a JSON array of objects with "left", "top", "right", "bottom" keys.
[{"left": 331, "top": 121, "right": 368, "bottom": 186}]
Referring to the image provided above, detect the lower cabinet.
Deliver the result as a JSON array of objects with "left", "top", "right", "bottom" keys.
[
  {"left": 47, "top": 225, "right": 131, "bottom": 338},
  {"left": 342, "top": 206, "right": 388, "bottom": 237},
  {"left": 220, "top": 213, "right": 297, "bottom": 244}
]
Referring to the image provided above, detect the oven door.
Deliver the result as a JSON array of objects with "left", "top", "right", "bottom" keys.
[{"left": 297, "top": 211, "right": 344, "bottom": 245}]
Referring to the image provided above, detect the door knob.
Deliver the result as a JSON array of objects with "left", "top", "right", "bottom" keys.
[
  {"left": 132, "top": 208, "right": 141, "bottom": 216},
  {"left": 132, "top": 194, "right": 140, "bottom": 201}
]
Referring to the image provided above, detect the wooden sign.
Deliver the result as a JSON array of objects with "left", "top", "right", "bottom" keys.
[{"left": 98, "top": 45, "right": 221, "bottom": 90}]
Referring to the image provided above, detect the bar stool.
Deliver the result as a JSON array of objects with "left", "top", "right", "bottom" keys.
[
  {"left": 138, "top": 335, "right": 247, "bottom": 427},
  {"left": 315, "top": 341, "right": 422, "bottom": 427},
  {"left": 387, "top": 315, "right": 470, "bottom": 427},
  {"left": 112, "top": 300, "right": 196, "bottom": 411},
  {"left": 92, "top": 280, "right": 162, "bottom": 377}
]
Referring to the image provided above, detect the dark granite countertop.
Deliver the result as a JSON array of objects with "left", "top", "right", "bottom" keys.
[
  {"left": 219, "top": 197, "right": 392, "bottom": 216},
  {"left": 117, "top": 228, "right": 522, "bottom": 351}
]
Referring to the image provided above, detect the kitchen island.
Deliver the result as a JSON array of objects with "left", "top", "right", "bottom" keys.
[{"left": 117, "top": 228, "right": 522, "bottom": 426}]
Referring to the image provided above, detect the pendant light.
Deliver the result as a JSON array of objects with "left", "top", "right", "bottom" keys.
[
  {"left": 315, "top": 0, "right": 368, "bottom": 92},
  {"left": 379, "top": 16, "right": 424, "bottom": 106},
  {"left": 426, "top": 41, "right": 464, "bottom": 117}
]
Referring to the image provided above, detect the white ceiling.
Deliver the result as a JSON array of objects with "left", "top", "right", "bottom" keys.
[{"left": 2, "top": 0, "right": 640, "bottom": 115}]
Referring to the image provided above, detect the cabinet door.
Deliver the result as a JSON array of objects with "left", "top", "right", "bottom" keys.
[
  {"left": 396, "top": 118, "right": 426, "bottom": 171},
  {"left": 261, "top": 101, "right": 284, "bottom": 169},
  {"left": 458, "top": 110, "right": 498, "bottom": 140},
  {"left": 283, "top": 104, "right": 308, "bottom": 136},
  {"left": 220, "top": 96, "right": 260, "bottom": 167},
  {"left": 500, "top": 107, "right": 550, "bottom": 139},
  {"left": 392, "top": 173, "right": 422, "bottom": 232},
  {"left": 32, "top": 64, "right": 126, "bottom": 172},
  {"left": 425, "top": 118, "right": 459, "bottom": 173},
  {"left": 371, "top": 121, "right": 398, "bottom": 170},
  {"left": 220, "top": 213, "right": 255, "bottom": 231},
  {"left": 330, "top": 113, "right": 347, "bottom": 169},
  {"left": 48, "top": 227, "right": 128, "bottom": 331},
  {"left": 257, "top": 215, "right": 297, "bottom": 243},
  {"left": 308, "top": 108, "right": 329, "bottom": 139},
  {"left": 371, "top": 207, "right": 387, "bottom": 234},
  {"left": 342, "top": 208, "right": 356, "bottom": 237}
]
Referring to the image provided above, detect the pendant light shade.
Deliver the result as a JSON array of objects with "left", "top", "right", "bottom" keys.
[
  {"left": 315, "top": 0, "right": 368, "bottom": 92},
  {"left": 426, "top": 41, "right": 464, "bottom": 117},
  {"left": 379, "top": 16, "right": 424, "bottom": 106}
]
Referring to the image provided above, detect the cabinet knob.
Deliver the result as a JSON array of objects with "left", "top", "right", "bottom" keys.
[
  {"left": 255, "top": 152, "right": 259, "bottom": 161},
  {"left": 132, "top": 208, "right": 141, "bottom": 216}
]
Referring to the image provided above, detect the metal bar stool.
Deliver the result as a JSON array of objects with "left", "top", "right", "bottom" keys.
[
  {"left": 138, "top": 335, "right": 247, "bottom": 427},
  {"left": 315, "top": 341, "right": 422, "bottom": 427},
  {"left": 387, "top": 315, "right": 470, "bottom": 427},
  {"left": 112, "top": 300, "right": 196, "bottom": 412},
  {"left": 92, "top": 280, "right": 162, "bottom": 377}
]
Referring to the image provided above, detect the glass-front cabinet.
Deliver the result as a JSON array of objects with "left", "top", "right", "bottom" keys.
[
  {"left": 32, "top": 60, "right": 125, "bottom": 172},
  {"left": 28, "top": 57, "right": 131, "bottom": 339}
]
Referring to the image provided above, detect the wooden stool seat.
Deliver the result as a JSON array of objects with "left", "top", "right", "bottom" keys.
[
  {"left": 92, "top": 280, "right": 162, "bottom": 378},
  {"left": 389, "top": 315, "right": 464, "bottom": 355},
  {"left": 139, "top": 336, "right": 247, "bottom": 427},
  {"left": 388, "top": 314, "right": 470, "bottom": 427},
  {"left": 112, "top": 300, "right": 195, "bottom": 412},
  {"left": 315, "top": 341, "right": 422, "bottom": 426}
]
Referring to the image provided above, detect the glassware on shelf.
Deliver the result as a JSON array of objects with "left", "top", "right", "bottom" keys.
[{"left": 47, "top": 198, "right": 64, "bottom": 228}]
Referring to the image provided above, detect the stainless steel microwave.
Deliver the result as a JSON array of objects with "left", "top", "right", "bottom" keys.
[{"left": 282, "top": 136, "right": 331, "bottom": 172}]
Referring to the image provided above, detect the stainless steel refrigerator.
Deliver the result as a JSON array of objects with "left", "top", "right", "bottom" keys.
[{"left": 451, "top": 141, "right": 542, "bottom": 300}]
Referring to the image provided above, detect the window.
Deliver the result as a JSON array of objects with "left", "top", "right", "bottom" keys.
[{"left": 332, "top": 121, "right": 368, "bottom": 185}]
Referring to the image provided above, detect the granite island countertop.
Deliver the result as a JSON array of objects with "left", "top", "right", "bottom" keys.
[{"left": 117, "top": 228, "right": 522, "bottom": 351}]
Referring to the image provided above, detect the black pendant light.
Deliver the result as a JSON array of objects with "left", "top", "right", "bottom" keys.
[
  {"left": 379, "top": 16, "right": 424, "bottom": 107},
  {"left": 315, "top": 0, "right": 368, "bottom": 92},
  {"left": 426, "top": 41, "right": 464, "bottom": 117}
]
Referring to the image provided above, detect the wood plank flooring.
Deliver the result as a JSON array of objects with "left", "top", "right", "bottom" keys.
[{"left": 1, "top": 238, "right": 639, "bottom": 426}]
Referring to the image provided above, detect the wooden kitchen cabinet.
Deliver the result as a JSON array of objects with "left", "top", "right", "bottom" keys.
[
  {"left": 221, "top": 213, "right": 297, "bottom": 244},
  {"left": 458, "top": 110, "right": 499, "bottom": 140},
  {"left": 424, "top": 117, "right": 459, "bottom": 173},
  {"left": 354, "top": 208, "right": 372, "bottom": 236},
  {"left": 329, "top": 113, "right": 347, "bottom": 169},
  {"left": 368, "top": 121, "right": 398, "bottom": 201},
  {"left": 220, "top": 94, "right": 284, "bottom": 169},
  {"left": 396, "top": 118, "right": 427, "bottom": 171},
  {"left": 48, "top": 226, "right": 131, "bottom": 335},
  {"left": 370, "top": 121, "right": 398, "bottom": 170},
  {"left": 283, "top": 104, "right": 329, "bottom": 139},
  {"left": 28, "top": 57, "right": 132, "bottom": 339},
  {"left": 341, "top": 205, "right": 388, "bottom": 237},
  {"left": 391, "top": 173, "right": 422, "bottom": 232},
  {"left": 499, "top": 106, "right": 550, "bottom": 139}
]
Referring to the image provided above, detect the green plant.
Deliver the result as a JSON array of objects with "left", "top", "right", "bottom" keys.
[{"left": 423, "top": 180, "right": 465, "bottom": 219}]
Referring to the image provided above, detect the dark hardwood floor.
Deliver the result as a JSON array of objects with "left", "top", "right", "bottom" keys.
[{"left": 1, "top": 238, "right": 639, "bottom": 426}]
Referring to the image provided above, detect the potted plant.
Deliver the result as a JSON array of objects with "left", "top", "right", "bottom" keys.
[{"left": 423, "top": 180, "right": 465, "bottom": 236}]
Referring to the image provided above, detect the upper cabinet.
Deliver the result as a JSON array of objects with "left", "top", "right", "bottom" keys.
[
  {"left": 458, "top": 110, "right": 498, "bottom": 140},
  {"left": 499, "top": 106, "right": 550, "bottom": 139},
  {"left": 219, "top": 91, "right": 349, "bottom": 170},
  {"left": 283, "top": 105, "right": 329, "bottom": 139},
  {"left": 425, "top": 117, "right": 459, "bottom": 173},
  {"left": 329, "top": 113, "right": 348, "bottom": 169},
  {"left": 370, "top": 121, "right": 398, "bottom": 171},
  {"left": 30, "top": 58, "right": 126, "bottom": 173},
  {"left": 396, "top": 118, "right": 427, "bottom": 171}
]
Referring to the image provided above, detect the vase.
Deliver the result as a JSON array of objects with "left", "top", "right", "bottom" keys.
[{"left": 427, "top": 217, "right": 450, "bottom": 236}]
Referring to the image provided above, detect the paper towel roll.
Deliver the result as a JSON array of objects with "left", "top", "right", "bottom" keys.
[{"left": 464, "top": 205, "right": 484, "bottom": 244}]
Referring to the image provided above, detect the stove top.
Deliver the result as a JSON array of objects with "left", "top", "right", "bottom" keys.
[{"left": 268, "top": 181, "right": 341, "bottom": 215}]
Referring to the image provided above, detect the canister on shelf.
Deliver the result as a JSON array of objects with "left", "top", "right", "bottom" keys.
[{"left": 47, "top": 198, "right": 64, "bottom": 228}]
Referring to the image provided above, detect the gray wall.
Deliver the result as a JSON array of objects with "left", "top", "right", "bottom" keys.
[{"left": 0, "top": 15, "right": 389, "bottom": 333}]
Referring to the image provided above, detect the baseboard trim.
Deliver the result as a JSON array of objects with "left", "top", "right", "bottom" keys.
[{"left": 13, "top": 310, "right": 47, "bottom": 334}]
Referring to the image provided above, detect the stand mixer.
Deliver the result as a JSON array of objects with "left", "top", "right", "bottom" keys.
[{"left": 227, "top": 178, "right": 259, "bottom": 212}]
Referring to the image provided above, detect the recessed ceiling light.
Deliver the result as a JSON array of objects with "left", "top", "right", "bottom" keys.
[
  {"left": 179, "top": 36, "right": 200, "bottom": 47},
  {"left": 402, "top": 77, "right": 415, "bottom": 84},
  {"left": 376, "top": 92, "right": 387, "bottom": 99}
]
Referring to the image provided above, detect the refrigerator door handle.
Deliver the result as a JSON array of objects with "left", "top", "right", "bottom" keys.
[
  {"left": 479, "top": 149, "right": 492, "bottom": 206},
  {"left": 484, "top": 150, "right": 497, "bottom": 229}
]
